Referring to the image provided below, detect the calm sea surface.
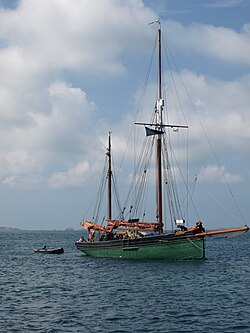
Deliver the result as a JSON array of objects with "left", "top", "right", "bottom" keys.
[{"left": 0, "top": 230, "right": 249, "bottom": 333}]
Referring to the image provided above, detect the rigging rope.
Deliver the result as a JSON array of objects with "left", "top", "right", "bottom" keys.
[
  {"left": 161, "top": 29, "right": 246, "bottom": 225},
  {"left": 116, "top": 33, "right": 158, "bottom": 181}
]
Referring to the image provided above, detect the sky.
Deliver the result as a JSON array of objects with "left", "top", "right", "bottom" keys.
[{"left": 0, "top": 0, "right": 249, "bottom": 230}]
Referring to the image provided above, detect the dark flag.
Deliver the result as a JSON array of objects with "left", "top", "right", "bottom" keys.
[{"left": 145, "top": 126, "right": 164, "bottom": 136}]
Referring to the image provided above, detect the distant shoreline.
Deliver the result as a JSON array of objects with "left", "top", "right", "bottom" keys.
[
  {"left": 0, "top": 226, "right": 21, "bottom": 232},
  {"left": 0, "top": 226, "right": 81, "bottom": 232}
]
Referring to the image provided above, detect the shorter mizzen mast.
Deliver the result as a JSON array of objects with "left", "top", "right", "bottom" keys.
[{"left": 107, "top": 131, "right": 112, "bottom": 221}]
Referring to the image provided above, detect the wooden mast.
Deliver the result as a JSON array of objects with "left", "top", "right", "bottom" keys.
[
  {"left": 156, "top": 22, "right": 163, "bottom": 234},
  {"left": 107, "top": 132, "right": 112, "bottom": 220}
]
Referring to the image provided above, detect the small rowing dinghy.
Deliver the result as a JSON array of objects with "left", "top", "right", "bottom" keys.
[{"left": 34, "top": 246, "right": 64, "bottom": 254}]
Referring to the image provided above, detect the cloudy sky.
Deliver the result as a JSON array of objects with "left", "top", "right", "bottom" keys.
[{"left": 0, "top": 0, "right": 249, "bottom": 230}]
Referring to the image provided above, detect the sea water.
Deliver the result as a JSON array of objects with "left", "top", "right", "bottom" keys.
[{"left": 0, "top": 230, "right": 249, "bottom": 333}]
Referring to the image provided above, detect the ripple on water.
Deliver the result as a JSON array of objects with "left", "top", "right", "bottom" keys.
[{"left": 0, "top": 231, "right": 249, "bottom": 332}]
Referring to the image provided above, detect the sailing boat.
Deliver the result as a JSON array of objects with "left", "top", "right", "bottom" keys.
[{"left": 76, "top": 21, "right": 248, "bottom": 260}]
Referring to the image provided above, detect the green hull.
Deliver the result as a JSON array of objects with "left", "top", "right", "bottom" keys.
[{"left": 76, "top": 235, "right": 205, "bottom": 261}]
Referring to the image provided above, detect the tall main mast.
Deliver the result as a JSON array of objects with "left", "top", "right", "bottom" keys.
[{"left": 156, "top": 22, "right": 164, "bottom": 234}]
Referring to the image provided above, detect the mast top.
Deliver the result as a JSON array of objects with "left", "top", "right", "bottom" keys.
[{"left": 149, "top": 19, "right": 161, "bottom": 26}]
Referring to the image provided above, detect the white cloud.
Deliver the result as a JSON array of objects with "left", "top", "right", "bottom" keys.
[
  {"left": 2, "top": 174, "right": 44, "bottom": 188},
  {"left": 0, "top": 150, "right": 37, "bottom": 175},
  {"left": 165, "top": 20, "right": 250, "bottom": 64},
  {"left": 0, "top": 0, "right": 155, "bottom": 75},
  {"left": 0, "top": 0, "right": 249, "bottom": 191},
  {"left": 202, "top": 0, "right": 244, "bottom": 8},
  {"left": 0, "top": 0, "right": 157, "bottom": 189},
  {"left": 165, "top": 70, "right": 250, "bottom": 163},
  {"left": 198, "top": 165, "right": 242, "bottom": 183},
  {"left": 0, "top": 81, "right": 96, "bottom": 185},
  {"left": 48, "top": 160, "right": 90, "bottom": 188}
]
